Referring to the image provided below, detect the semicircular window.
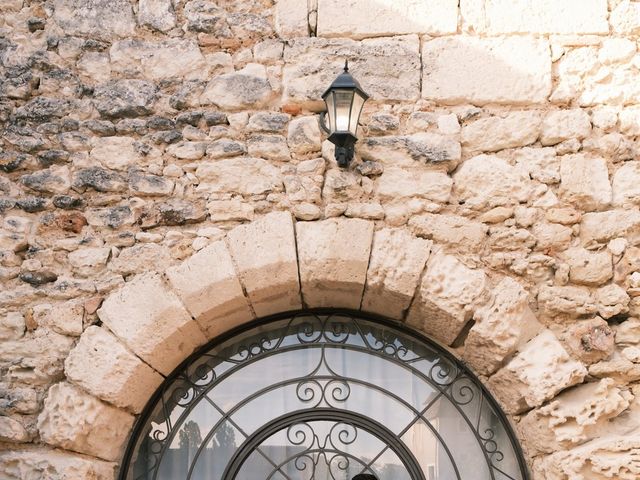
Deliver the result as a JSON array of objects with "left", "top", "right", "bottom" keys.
[{"left": 120, "top": 311, "right": 529, "bottom": 480}]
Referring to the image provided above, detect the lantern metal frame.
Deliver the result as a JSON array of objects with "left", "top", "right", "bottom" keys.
[{"left": 319, "top": 61, "right": 370, "bottom": 168}]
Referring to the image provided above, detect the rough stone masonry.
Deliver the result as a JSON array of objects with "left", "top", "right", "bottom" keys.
[{"left": 1, "top": 0, "right": 640, "bottom": 479}]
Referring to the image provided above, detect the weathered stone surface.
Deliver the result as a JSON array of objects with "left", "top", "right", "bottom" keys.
[
  {"left": 201, "top": 64, "right": 273, "bottom": 110},
  {"left": 541, "top": 109, "right": 592, "bottom": 146},
  {"left": 538, "top": 285, "right": 597, "bottom": 319},
  {"left": 227, "top": 212, "right": 301, "bottom": 316},
  {"left": 407, "top": 250, "right": 486, "bottom": 345},
  {"left": 108, "top": 243, "right": 172, "bottom": 276},
  {"left": 65, "top": 326, "right": 163, "bottom": 413},
  {"left": 317, "top": 0, "right": 458, "bottom": 38},
  {"left": 196, "top": 158, "right": 283, "bottom": 195},
  {"left": 138, "top": 0, "right": 176, "bottom": 32},
  {"left": 562, "top": 247, "right": 612, "bottom": 286},
  {"left": 0, "top": 416, "right": 29, "bottom": 443},
  {"left": 581, "top": 209, "right": 640, "bottom": 244},
  {"left": 284, "top": 36, "right": 421, "bottom": 105},
  {"left": 613, "top": 161, "right": 640, "bottom": 207},
  {"left": 53, "top": 0, "right": 135, "bottom": 40},
  {"left": 562, "top": 317, "right": 615, "bottom": 364},
  {"left": 73, "top": 167, "right": 127, "bottom": 193},
  {"left": 183, "top": 0, "right": 229, "bottom": 34},
  {"left": 247, "top": 135, "right": 291, "bottom": 161},
  {"left": 360, "top": 133, "right": 461, "bottom": 170},
  {"left": 89, "top": 137, "right": 142, "bottom": 171},
  {"left": 462, "top": 111, "right": 542, "bottom": 153},
  {"left": 596, "top": 284, "right": 630, "bottom": 319},
  {"left": 206, "top": 139, "right": 247, "bottom": 159},
  {"left": 288, "top": 116, "right": 322, "bottom": 155},
  {"left": 486, "top": 0, "right": 608, "bottom": 34},
  {"left": 559, "top": 154, "right": 612, "bottom": 211},
  {"left": 166, "top": 240, "right": 252, "bottom": 338},
  {"left": 410, "top": 213, "right": 487, "bottom": 250},
  {"left": 39, "top": 300, "right": 84, "bottom": 337},
  {"left": 0, "top": 448, "right": 116, "bottom": 480},
  {"left": 247, "top": 112, "right": 290, "bottom": 133},
  {"left": 296, "top": 218, "right": 374, "bottom": 309},
  {"left": 97, "top": 272, "right": 206, "bottom": 375},
  {"left": 207, "top": 199, "right": 254, "bottom": 222},
  {"left": 610, "top": 0, "right": 640, "bottom": 34},
  {"left": 38, "top": 382, "right": 134, "bottom": 461},
  {"left": 422, "top": 36, "right": 551, "bottom": 105},
  {"left": 453, "top": 155, "right": 533, "bottom": 209},
  {"left": 21, "top": 165, "right": 71, "bottom": 194},
  {"left": 362, "top": 228, "right": 431, "bottom": 319},
  {"left": 0, "top": 312, "right": 24, "bottom": 341},
  {"left": 93, "top": 80, "right": 157, "bottom": 119},
  {"left": 275, "top": 0, "right": 308, "bottom": 38},
  {"left": 488, "top": 330, "right": 588, "bottom": 414},
  {"left": 514, "top": 147, "right": 560, "bottom": 184},
  {"left": 377, "top": 167, "right": 452, "bottom": 202},
  {"left": 520, "top": 379, "right": 632, "bottom": 455},
  {"left": 464, "top": 277, "right": 542, "bottom": 375}
]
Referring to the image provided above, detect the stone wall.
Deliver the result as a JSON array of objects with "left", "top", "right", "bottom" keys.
[{"left": 1, "top": 0, "right": 640, "bottom": 479}]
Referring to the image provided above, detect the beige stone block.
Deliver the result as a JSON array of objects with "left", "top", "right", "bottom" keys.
[
  {"left": 90, "top": 136, "right": 142, "bottom": 171},
  {"left": 227, "top": 212, "right": 302, "bottom": 317},
  {"left": 562, "top": 247, "right": 612, "bottom": 286},
  {"left": 406, "top": 250, "right": 486, "bottom": 345},
  {"left": 0, "top": 448, "right": 116, "bottom": 480},
  {"left": 541, "top": 109, "right": 592, "bottom": 146},
  {"left": 65, "top": 326, "right": 163, "bottom": 413},
  {"left": 317, "top": 0, "right": 458, "bottom": 39},
  {"left": 462, "top": 111, "right": 542, "bottom": 153},
  {"left": 376, "top": 167, "right": 452, "bottom": 202},
  {"left": 166, "top": 241, "right": 253, "bottom": 338},
  {"left": 195, "top": 158, "right": 283, "bottom": 196},
  {"left": 561, "top": 317, "right": 615, "bottom": 364},
  {"left": 464, "top": 277, "right": 542, "bottom": 375},
  {"left": 275, "top": 0, "right": 309, "bottom": 38},
  {"left": 422, "top": 36, "right": 551, "bottom": 105},
  {"left": 488, "top": 330, "right": 587, "bottom": 414},
  {"left": 297, "top": 218, "right": 374, "bottom": 309},
  {"left": 538, "top": 285, "right": 597, "bottom": 319},
  {"left": 486, "top": 0, "right": 608, "bottom": 34},
  {"left": 453, "top": 155, "right": 534, "bottom": 210},
  {"left": 0, "top": 416, "right": 29, "bottom": 443},
  {"left": 362, "top": 228, "right": 431, "bottom": 319},
  {"left": 559, "top": 154, "right": 611, "bottom": 212},
  {"left": 38, "top": 383, "right": 134, "bottom": 461},
  {"left": 613, "top": 162, "right": 640, "bottom": 207},
  {"left": 409, "top": 213, "right": 488, "bottom": 251},
  {"left": 610, "top": 0, "right": 640, "bottom": 34},
  {"left": 97, "top": 272, "right": 206, "bottom": 375}
]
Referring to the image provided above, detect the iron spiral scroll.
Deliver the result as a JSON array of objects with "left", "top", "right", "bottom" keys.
[{"left": 119, "top": 310, "right": 529, "bottom": 480}]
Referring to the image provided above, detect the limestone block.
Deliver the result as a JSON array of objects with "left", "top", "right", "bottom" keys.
[
  {"left": 0, "top": 312, "right": 24, "bottom": 341},
  {"left": 488, "top": 330, "right": 587, "bottom": 414},
  {"left": 360, "top": 133, "right": 461, "bottom": 171},
  {"left": 620, "top": 108, "right": 640, "bottom": 136},
  {"left": 283, "top": 36, "right": 420, "bottom": 105},
  {"left": 317, "top": 0, "right": 458, "bottom": 38},
  {"left": 485, "top": 0, "right": 608, "bottom": 34},
  {"left": 195, "top": 158, "right": 283, "bottom": 196},
  {"left": 538, "top": 285, "right": 597, "bottom": 319},
  {"left": 227, "top": 212, "right": 302, "bottom": 317},
  {"left": 610, "top": 0, "right": 640, "bottom": 34},
  {"left": 376, "top": 167, "right": 452, "bottom": 202},
  {"left": 464, "top": 277, "right": 542, "bottom": 375},
  {"left": 38, "top": 383, "right": 134, "bottom": 461},
  {"left": 409, "top": 213, "right": 488, "bottom": 251},
  {"left": 0, "top": 416, "right": 29, "bottom": 443},
  {"left": 513, "top": 147, "right": 560, "bottom": 185},
  {"left": 562, "top": 317, "right": 615, "bottom": 364},
  {"left": 597, "top": 284, "right": 630, "bottom": 319},
  {"left": 541, "top": 109, "right": 592, "bottom": 146},
  {"left": 562, "top": 247, "right": 613, "bottom": 286},
  {"left": 40, "top": 300, "right": 84, "bottom": 337},
  {"left": 296, "top": 218, "right": 374, "bottom": 309},
  {"left": 288, "top": 116, "right": 321, "bottom": 155},
  {"left": 453, "top": 155, "right": 534, "bottom": 210},
  {"left": 532, "top": 222, "right": 572, "bottom": 252},
  {"left": 362, "top": 228, "right": 431, "bottom": 319},
  {"left": 248, "top": 112, "right": 290, "bottom": 133},
  {"left": 615, "top": 318, "right": 640, "bottom": 346},
  {"left": 97, "top": 272, "right": 206, "bottom": 375},
  {"left": 559, "top": 154, "right": 612, "bottom": 211},
  {"left": 520, "top": 379, "right": 632, "bottom": 456},
  {"left": 65, "top": 326, "right": 163, "bottom": 413},
  {"left": 248, "top": 135, "right": 291, "bottom": 161},
  {"left": 613, "top": 162, "right": 640, "bottom": 207},
  {"left": 207, "top": 199, "right": 255, "bottom": 222},
  {"left": 461, "top": 111, "right": 542, "bottom": 153},
  {"left": 422, "top": 36, "right": 551, "bottom": 105},
  {"left": 93, "top": 79, "right": 157, "bottom": 119},
  {"left": 20, "top": 165, "right": 71, "bottom": 195},
  {"left": 138, "top": 0, "right": 176, "bottom": 32},
  {"left": 201, "top": 64, "right": 273, "bottom": 110},
  {"left": 0, "top": 448, "right": 116, "bottom": 480},
  {"left": 110, "top": 39, "right": 208, "bottom": 81},
  {"left": 52, "top": 0, "right": 135, "bottom": 40},
  {"left": 90, "top": 137, "right": 142, "bottom": 171},
  {"left": 599, "top": 38, "right": 637, "bottom": 64},
  {"left": 166, "top": 241, "right": 253, "bottom": 338},
  {"left": 406, "top": 251, "right": 486, "bottom": 346},
  {"left": 275, "top": 0, "right": 309, "bottom": 38}
]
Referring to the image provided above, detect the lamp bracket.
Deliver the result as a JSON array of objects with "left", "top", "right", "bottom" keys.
[
  {"left": 335, "top": 146, "right": 354, "bottom": 168},
  {"left": 318, "top": 111, "right": 331, "bottom": 134}
]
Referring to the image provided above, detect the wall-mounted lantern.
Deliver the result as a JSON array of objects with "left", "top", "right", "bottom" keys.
[{"left": 319, "top": 61, "right": 369, "bottom": 168}]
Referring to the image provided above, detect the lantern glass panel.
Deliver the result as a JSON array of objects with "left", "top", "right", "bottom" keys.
[
  {"left": 334, "top": 89, "right": 354, "bottom": 132},
  {"left": 349, "top": 91, "right": 366, "bottom": 137},
  {"left": 324, "top": 90, "right": 335, "bottom": 132}
]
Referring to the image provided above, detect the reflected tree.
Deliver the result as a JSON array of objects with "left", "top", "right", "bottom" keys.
[{"left": 179, "top": 420, "right": 203, "bottom": 464}]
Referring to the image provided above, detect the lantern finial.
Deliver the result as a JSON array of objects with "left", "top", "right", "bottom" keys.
[{"left": 344, "top": 59, "right": 349, "bottom": 72}]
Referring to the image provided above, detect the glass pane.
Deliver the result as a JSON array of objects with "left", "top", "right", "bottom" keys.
[
  {"left": 334, "top": 90, "right": 353, "bottom": 132},
  {"left": 349, "top": 92, "right": 366, "bottom": 137},
  {"left": 324, "top": 91, "right": 335, "bottom": 132}
]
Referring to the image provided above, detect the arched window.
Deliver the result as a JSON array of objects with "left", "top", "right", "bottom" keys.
[{"left": 120, "top": 310, "right": 529, "bottom": 480}]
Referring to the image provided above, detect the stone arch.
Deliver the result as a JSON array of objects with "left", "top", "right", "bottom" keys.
[{"left": 42, "top": 212, "right": 585, "bottom": 476}]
